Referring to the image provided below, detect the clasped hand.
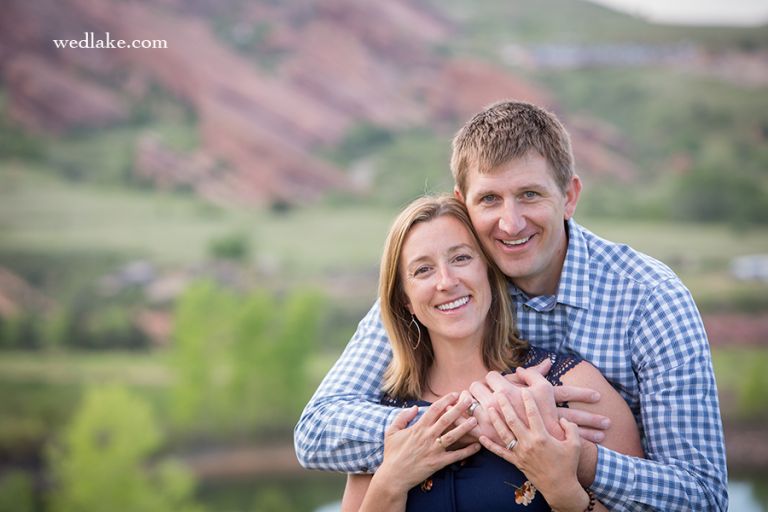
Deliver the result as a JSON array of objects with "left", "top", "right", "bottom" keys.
[{"left": 461, "top": 359, "right": 609, "bottom": 446}]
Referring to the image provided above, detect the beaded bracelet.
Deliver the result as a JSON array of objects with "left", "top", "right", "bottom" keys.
[{"left": 583, "top": 488, "right": 596, "bottom": 512}]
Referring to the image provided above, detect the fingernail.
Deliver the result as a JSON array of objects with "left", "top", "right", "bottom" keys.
[
  {"left": 601, "top": 418, "right": 611, "bottom": 429},
  {"left": 592, "top": 392, "right": 600, "bottom": 401},
  {"left": 468, "top": 417, "right": 477, "bottom": 425}
]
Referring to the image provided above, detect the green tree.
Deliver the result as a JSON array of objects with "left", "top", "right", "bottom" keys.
[
  {"left": 48, "top": 385, "right": 204, "bottom": 512},
  {"left": 671, "top": 167, "right": 768, "bottom": 226},
  {"left": 265, "top": 290, "right": 325, "bottom": 416},
  {"left": 169, "top": 282, "right": 239, "bottom": 431},
  {"left": 169, "top": 283, "right": 325, "bottom": 434}
]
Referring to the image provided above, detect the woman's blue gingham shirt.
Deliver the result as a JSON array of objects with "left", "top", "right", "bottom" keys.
[{"left": 294, "top": 219, "right": 728, "bottom": 511}]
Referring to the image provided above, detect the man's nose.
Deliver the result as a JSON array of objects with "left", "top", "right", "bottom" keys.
[{"left": 498, "top": 201, "right": 525, "bottom": 234}]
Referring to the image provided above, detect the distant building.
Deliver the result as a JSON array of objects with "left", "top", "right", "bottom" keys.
[{"left": 730, "top": 255, "right": 768, "bottom": 282}]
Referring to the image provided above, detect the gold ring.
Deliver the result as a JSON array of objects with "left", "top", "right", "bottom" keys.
[{"left": 436, "top": 436, "right": 445, "bottom": 448}]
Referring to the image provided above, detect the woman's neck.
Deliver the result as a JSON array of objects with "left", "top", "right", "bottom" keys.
[{"left": 423, "top": 333, "right": 488, "bottom": 400}]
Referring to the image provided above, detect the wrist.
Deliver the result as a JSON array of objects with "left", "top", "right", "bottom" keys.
[
  {"left": 550, "top": 487, "right": 592, "bottom": 512},
  {"left": 577, "top": 440, "right": 597, "bottom": 486},
  {"left": 370, "top": 465, "right": 412, "bottom": 496},
  {"left": 548, "top": 482, "right": 589, "bottom": 512}
]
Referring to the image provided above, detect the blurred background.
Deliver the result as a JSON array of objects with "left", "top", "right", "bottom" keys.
[{"left": 0, "top": 0, "right": 767, "bottom": 511}]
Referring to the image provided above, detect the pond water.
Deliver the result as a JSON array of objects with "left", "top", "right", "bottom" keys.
[{"left": 729, "top": 474, "right": 768, "bottom": 512}]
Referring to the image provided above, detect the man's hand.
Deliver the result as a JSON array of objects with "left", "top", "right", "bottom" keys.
[
  {"left": 488, "top": 368, "right": 563, "bottom": 439},
  {"left": 466, "top": 368, "right": 566, "bottom": 444},
  {"left": 509, "top": 361, "right": 611, "bottom": 444}
]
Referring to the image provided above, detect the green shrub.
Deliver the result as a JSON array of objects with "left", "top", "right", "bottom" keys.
[
  {"left": 207, "top": 232, "right": 251, "bottom": 262},
  {"left": 0, "top": 471, "right": 35, "bottom": 512}
]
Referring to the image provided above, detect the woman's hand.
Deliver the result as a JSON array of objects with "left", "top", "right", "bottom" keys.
[
  {"left": 479, "top": 389, "right": 592, "bottom": 512},
  {"left": 374, "top": 392, "right": 482, "bottom": 494}
]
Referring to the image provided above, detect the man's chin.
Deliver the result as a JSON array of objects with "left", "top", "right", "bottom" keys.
[{"left": 495, "top": 260, "right": 530, "bottom": 281}]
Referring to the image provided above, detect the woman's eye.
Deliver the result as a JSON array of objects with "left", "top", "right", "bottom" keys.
[
  {"left": 454, "top": 254, "right": 472, "bottom": 263},
  {"left": 413, "top": 266, "right": 430, "bottom": 276}
]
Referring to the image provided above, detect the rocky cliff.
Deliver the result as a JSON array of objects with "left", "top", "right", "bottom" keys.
[{"left": 1, "top": 0, "right": 635, "bottom": 204}]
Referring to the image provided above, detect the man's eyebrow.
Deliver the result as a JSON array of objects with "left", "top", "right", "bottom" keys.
[{"left": 471, "top": 182, "right": 548, "bottom": 198}]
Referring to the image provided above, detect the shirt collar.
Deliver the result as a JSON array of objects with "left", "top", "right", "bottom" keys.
[{"left": 507, "top": 219, "right": 591, "bottom": 311}]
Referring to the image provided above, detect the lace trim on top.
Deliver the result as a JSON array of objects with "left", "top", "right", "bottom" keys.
[
  {"left": 518, "top": 345, "right": 582, "bottom": 387},
  {"left": 381, "top": 346, "right": 583, "bottom": 407}
]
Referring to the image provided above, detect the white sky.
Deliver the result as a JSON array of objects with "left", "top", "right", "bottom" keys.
[{"left": 587, "top": 0, "right": 768, "bottom": 26}]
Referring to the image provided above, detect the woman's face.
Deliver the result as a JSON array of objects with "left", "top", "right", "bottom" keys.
[{"left": 399, "top": 215, "right": 492, "bottom": 345}]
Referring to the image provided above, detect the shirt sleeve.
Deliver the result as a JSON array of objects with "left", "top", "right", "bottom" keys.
[
  {"left": 293, "top": 300, "right": 404, "bottom": 473},
  {"left": 590, "top": 279, "right": 728, "bottom": 511}
]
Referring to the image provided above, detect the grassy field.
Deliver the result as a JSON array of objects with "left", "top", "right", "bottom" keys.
[
  {"left": 3, "top": 165, "right": 768, "bottom": 278},
  {"left": 0, "top": 164, "right": 395, "bottom": 278}
]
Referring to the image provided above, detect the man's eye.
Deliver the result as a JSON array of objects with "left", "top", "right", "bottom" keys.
[
  {"left": 522, "top": 191, "right": 539, "bottom": 199},
  {"left": 480, "top": 194, "right": 497, "bottom": 204}
]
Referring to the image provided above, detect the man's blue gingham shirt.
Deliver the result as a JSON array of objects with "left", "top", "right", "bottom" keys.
[{"left": 295, "top": 219, "right": 728, "bottom": 511}]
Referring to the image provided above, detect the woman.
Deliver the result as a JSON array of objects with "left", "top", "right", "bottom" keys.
[{"left": 341, "top": 196, "right": 643, "bottom": 511}]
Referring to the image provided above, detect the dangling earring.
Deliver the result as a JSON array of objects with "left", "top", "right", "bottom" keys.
[{"left": 409, "top": 313, "right": 422, "bottom": 350}]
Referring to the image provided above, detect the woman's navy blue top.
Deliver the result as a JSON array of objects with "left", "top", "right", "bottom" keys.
[{"left": 380, "top": 346, "right": 582, "bottom": 512}]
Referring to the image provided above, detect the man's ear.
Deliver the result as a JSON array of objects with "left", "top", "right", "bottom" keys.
[
  {"left": 454, "top": 185, "right": 465, "bottom": 202},
  {"left": 563, "top": 175, "right": 582, "bottom": 220}
]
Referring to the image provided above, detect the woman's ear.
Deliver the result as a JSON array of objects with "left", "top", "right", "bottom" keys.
[{"left": 405, "top": 301, "right": 414, "bottom": 315}]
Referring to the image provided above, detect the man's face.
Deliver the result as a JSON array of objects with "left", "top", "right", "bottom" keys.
[{"left": 457, "top": 152, "right": 581, "bottom": 297}]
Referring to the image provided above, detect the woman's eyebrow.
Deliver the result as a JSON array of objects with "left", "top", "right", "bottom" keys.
[{"left": 446, "top": 243, "right": 474, "bottom": 254}]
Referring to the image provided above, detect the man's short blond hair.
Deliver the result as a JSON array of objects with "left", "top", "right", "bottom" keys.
[{"left": 451, "top": 100, "right": 574, "bottom": 196}]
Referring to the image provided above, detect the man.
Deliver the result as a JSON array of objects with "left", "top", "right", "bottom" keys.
[{"left": 295, "top": 101, "right": 728, "bottom": 510}]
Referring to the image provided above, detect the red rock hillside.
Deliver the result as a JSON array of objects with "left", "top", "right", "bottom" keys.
[{"left": 0, "top": 0, "right": 636, "bottom": 204}]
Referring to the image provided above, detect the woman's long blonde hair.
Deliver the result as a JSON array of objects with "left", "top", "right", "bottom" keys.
[{"left": 379, "top": 195, "right": 528, "bottom": 400}]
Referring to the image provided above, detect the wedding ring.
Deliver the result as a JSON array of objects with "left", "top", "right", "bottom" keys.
[
  {"left": 506, "top": 438, "right": 518, "bottom": 450},
  {"left": 436, "top": 436, "right": 445, "bottom": 448},
  {"left": 468, "top": 401, "right": 480, "bottom": 416}
]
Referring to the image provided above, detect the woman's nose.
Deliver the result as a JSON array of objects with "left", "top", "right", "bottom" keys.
[{"left": 436, "top": 265, "right": 459, "bottom": 290}]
